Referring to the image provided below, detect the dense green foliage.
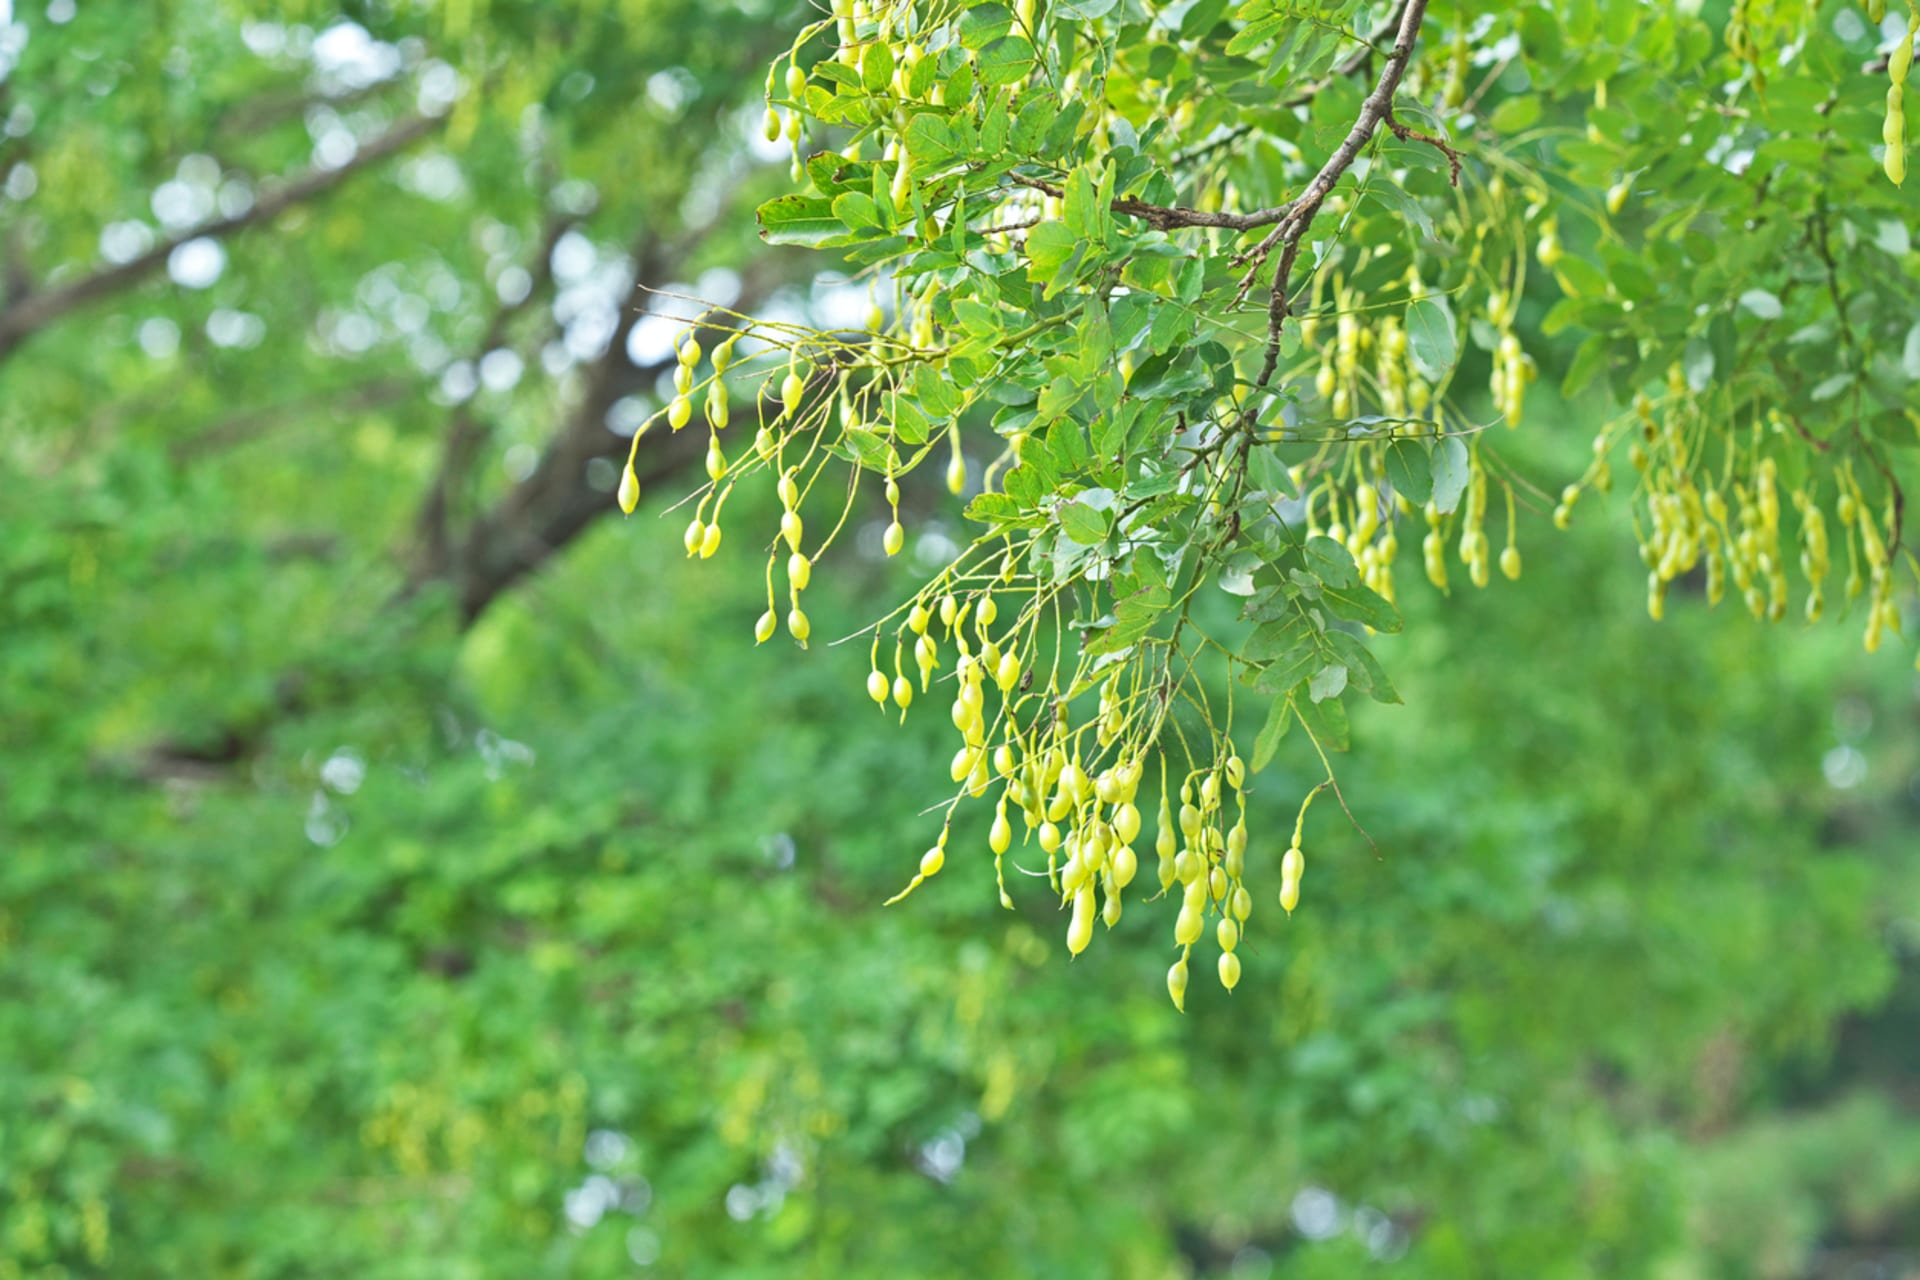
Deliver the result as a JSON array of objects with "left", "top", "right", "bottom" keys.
[
  {"left": 636, "top": 0, "right": 1920, "bottom": 992},
  {"left": 3, "top": 1, "right": 1920, "bottom": 1276}
]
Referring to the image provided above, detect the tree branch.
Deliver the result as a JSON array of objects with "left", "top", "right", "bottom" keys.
[
  {"left": 1243, "top": 0, "right": 1431, "bottom": 392},
  {"left": 1170, "top": 3, "right": 1412, "bottom": 168},
  {"left": 1006, "top": 2, "right": 1430, "bottom": 251}
]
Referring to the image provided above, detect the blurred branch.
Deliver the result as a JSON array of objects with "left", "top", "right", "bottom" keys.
[
  {"left": 170, "top": 375, "right": 414, "bottom": 462},
  {"left": 415, "top": 208, "right": 576, "bottom": 574},
  {"left": 137, "top": 188, "right": 776, "bottom": 775},
  {"left": 0, "top": 112, "right": 444, "bottom": 364},
  {"left": 418, "top": 224, "right": 787, "bottom": 625},
  {"left": 215, "top": 75, "right": 411, "bottom": 138}
]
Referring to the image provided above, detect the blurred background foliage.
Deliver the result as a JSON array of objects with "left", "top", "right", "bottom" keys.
[{"left": 2, "top": 1, "right": 1919, "bottom": 1277}]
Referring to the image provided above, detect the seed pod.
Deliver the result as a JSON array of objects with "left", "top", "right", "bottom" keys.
[
  {"left": 1218, "top": 951, "right": 1242, "bottom": 991},
  {"left": 867, "top": 670, "right": 889, "bottom": 704},
  {"left": 892, "top": 675, "right": 913, "bottom": 709},
  {"left": 668, "top": 395, "right": 692, "bottom": 431},
  {"left": 1500, "top": 545, "right": 1521, "bottom": 579},
  {"left": 763, "top": 107, "right": 782, "bottom": 141},
  {"left": 1111, "top": 844, "right": 1137, "bottom": 889},
  {"left": 1059, "top": 761, "right": 1085, "bottom": 798},
  {"left": 781, "top": 511, "right": 804, "bottom": 553},
  {"left": 1174, "top": 848, "right": 1201, "bottom": 884},
  {"left": 699, "top": 522, "right": 722, "bottom": 559},
  {"left": 788, "top": 607, "right": 811, "bottom": 641},
  {"left": 1067, "top": 886, "right": 1095, "bottom": 955},
  {"left": 683, "top": 518, "right": 705, "bottom": 556},
  {"left": 990, "top": 808, "right": 1012, "bottom": 855},
  {"left": 1225, "top": 755, "right": 1246, "bottom": 790},
  {"left": 920, "top": 845, "right": 945, "bottom": 877},
  {"left": 1167, "top": 958, "right": 1189, "bottom": 1011},
  {"left": 788, "top": 553, "right": 812, "bottom": 591},
  {"left": 890, "top": 156, "right": 911, "bottom": 209},
  {"left": 785, "top": 64, "right": 808, "bottom": 101},
  {"left": 617, "top": 465, "right": 640, "bottom": 514},
  {"left": 1174, "top": 902, "right": 1204, "bottom": 946},
  {"left": 1216, "top": 918, "right": 1239, "bottom": 953},
  {"left": 914, "top": 633, "right": 937, "bottom": 686},
  {"left": 706, "top": 440, "right": 727, "bottom": 483},
  {"left": 883, "top": 520, "right": 905, "bottom": 556},
  {"left": 946, "top": 449, "right": 966, "bottom": 495},
  {"left": 755, "top": 610, "right": 777, "bottom": 644},
  {"left": 781, "top": 373, "right": 806, "bottom": 417}
]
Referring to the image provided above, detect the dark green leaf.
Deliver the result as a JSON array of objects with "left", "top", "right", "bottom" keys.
[
  {"left": 756, "top": 195, "right": 847, "bottom": 247},
  {"left": 1059, "top": 499, "right": 1111, "bottom": 545},
  {"left": 1385, "top": 439, "right": 1433, "bottom": 506},
  {"left": 1406, "top": 296, "right": 1457, "bottom": 379}
]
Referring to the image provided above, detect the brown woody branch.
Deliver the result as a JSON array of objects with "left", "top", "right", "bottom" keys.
[
  {"left": 1386, "top": 109, "right": 1461, "bottom": 186},
  {"left": 1008, "top": 0, "right": 1430, "bottom": 287},
  {"left": 1245, "top": 0, "right": 1431, "bottom": 393},
  {"left": 1169, "top": 1, "right": 1413, "bottom": 168}
]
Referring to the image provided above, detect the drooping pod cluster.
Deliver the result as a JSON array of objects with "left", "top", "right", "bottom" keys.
[
  {"left": 1885, "top": 7, "right": 1915, "bottom": 186},
  {"left": 856, "top": 533, "right": 1328, "bottom": 1003},
  {"left": 1160, "top": 753, "right": 1258, "bottom": 1002},
  {"left": 1291, "top": 433, "right": 1523, "bottom": 608},
  {"left": 1569, "top": 371, "right": 1911, "bottom": 653},
  {"left": 1307, "top": 275, "right": 1436, "bottom": 424},
  {"left": 1483, "top": 288, "right": 1537, "bottom": 431},
  {"left": 622, "top": 296, "right": 977, "bottom": 655}
]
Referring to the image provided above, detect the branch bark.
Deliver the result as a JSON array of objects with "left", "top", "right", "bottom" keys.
[
  {"left": 1244, "top": 0, "right": 1431, "bottom": 392},
  {"left": 1012, "top": 1, "right": 1424, "bottom": 236}
]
